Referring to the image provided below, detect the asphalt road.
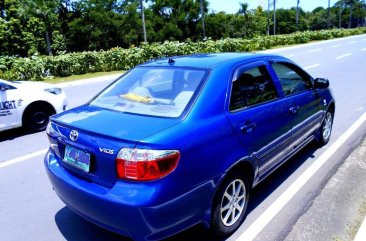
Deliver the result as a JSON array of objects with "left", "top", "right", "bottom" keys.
[{"left": 0, "top": 34, "right": 366, "bottom": 241}]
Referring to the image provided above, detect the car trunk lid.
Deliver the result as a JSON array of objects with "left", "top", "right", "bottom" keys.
[{"left": 49, "top": 105, "right": 181, "bottom": 187}]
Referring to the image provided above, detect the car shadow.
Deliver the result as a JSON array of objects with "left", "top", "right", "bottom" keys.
[
  {"left": 55, "top": 206, "right": 217, "bottom": 241},
  {"left": 55, "top": 207, "right": 132, "bottom": 241},
  {"left": 54, "top": 144, "right": 318, "bottom": 241},
  {"left": 0, "top": 127, "right": 40, "bottom": 142},
  {"left": 246, "top": 143, "right": 317, "bottom": 214}
]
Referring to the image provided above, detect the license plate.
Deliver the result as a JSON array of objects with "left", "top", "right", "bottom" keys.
[{"left": 63, "top": 145, "right": 91, "bottom": 172}]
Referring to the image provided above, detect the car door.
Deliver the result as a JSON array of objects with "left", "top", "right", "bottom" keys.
[
  {"left": 269, "top": 60, "right": 324, "bottom": 152},
  {"left": 0, "top": 81, "right": 19, "bottom": 130},
  {"left": 225, "top": 61, "right": 293, "bottom": 178}
]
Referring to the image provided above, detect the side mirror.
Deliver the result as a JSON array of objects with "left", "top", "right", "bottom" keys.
[{"left": 314, "top": 78, "right": 329, "bottom": 89}]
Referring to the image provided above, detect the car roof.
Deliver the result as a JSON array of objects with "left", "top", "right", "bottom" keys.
[{"left": 139, "top": 52, "right": 285, "bottom": 69}]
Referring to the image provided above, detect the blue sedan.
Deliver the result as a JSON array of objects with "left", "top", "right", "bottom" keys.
[{"left": 44, "top": 53, "right": 335, "bottom": 240}]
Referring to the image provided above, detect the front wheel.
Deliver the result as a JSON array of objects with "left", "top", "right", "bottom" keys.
[
  {"left": 211, "top": 172, "right": 250, "bottom": 238},
  {"left": 316, "top": 111, "right": 333, "bottom": 146},
  {"left": 23, "top": 104, "right": 54, "bottom": 132}
]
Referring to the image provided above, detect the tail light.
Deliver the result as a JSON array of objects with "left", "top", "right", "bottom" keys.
[
  {"left": 46, "top": 122, "right": 61, "bottom": 157},
  {"left": 116, "top": 148, "right": 180, "bottom": 181}
]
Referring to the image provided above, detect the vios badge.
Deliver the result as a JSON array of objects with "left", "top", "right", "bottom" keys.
[
  {"left": 99, "top": 147, "right": 114, "bottom": 155},
  {"left": 70, "top": 130, "right": 78, "bottom": 141}
]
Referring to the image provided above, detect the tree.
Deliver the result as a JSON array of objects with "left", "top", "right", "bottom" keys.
[
  {"left": 140, "top": 0, "right": 147, "bottom": 42},
  {"left": 328, "top": 0, "right": 331, "bottom": 28},
  {"left": 309, "top": 7, "right": 331, "bottom": 30},
  {"left": 238, "top": 2, "right": 249, "bottom": 37},
  {"left": 346, "top": 0, "right": 358, "bottom": 28},
  {"left": 335, "top": 0, "right": 346, "bottom": 28},
  {"left": 248, "top": 6, "right": 268, "bottom": 36},
  {"left": 150, "top": 0, "right": 202, "bottom": 41},
  {"left": 267, "top": 0, "right": 271, "bottom": 35},
  {"left": 296, "top": 0, "right": 300, "bottom": 31},
  {"left": 200, "top": 0, "right": 206, "bottom": 39},
  {"left": 205, "top": 12, "right": 233, "bottom": 39},
  {"left": 19, "top": 0, "right": 60, "bottom": 56},
  {"left": 66, "top": 0, "right": 142, "bottom": 51},
  {"left": 0, "top": 0, "right": 5, "bottom": 18},
  {"left": 0, "top": 0, "right": 43, "bottom": 56},
  {"left": 273, "top": 0, "right": 277, "bottom": 34}
]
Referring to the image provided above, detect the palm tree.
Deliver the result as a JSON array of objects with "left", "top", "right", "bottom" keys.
[
  {"left": 267, "top": 0, "right": 270, "bottom": 35},
  {"left": 296, "top": 0, "right": 300, "bottom": 31},
  {"left": 200, "top": 0, "right": 206, "bottom": 39},
  {"left": 238, "top": 2, "right": 249, "bottom": 37},
  {"left": 19, "top": 0, "right": 59, "bottom": 56},
  {"left": 346, "top": 0, "right": 357, "bottom": 28},
  {"left": 335, "top": 0, "right": 346, "bottom": 28},
  {"left": 363, "top": 0, "right": 366, "bottom": 27},
  {"left": 273, "top": 0, "right": 277, "bottom": 35},
  {"left": 140, "top": 0, "right": 147, "bottom": 42},
  {"left": 328, "top": 0, "right": 331, "bottom": 28}
]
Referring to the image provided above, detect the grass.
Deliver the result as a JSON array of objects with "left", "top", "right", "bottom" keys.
[
  {"left": 332, "top": 197, "right": 366, "bottom": 241},
  {"left": 44, "top": 70, "right": 124, "bottom": 84},
  {"left": 346, "top": 198, "right": 366, "bottom": 240}
]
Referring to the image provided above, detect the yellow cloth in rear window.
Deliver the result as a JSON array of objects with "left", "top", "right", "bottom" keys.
[{"left": 120, "top": 93, "right": 155, "bottom": 104}]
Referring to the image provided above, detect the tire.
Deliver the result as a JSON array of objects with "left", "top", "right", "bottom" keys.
[
  {"left": 211, "top": 171, "right": 250, "bottom": 238},
  {"left": 315, "top": 111, "right": 333, "bottom": 146},
  {"left": 23, "top": 103, "right": 54, "bottom": 132}
]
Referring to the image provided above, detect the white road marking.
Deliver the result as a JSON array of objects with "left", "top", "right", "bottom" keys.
[
  {"left": 331, "top": 44, "right": 341, "bottom": 48},
  {"left": 308, "top": 48, "right": 322, "bottom": 53},
  {"left": 236, "top": 112, "right": 366, "bottom": 241},
  {"left": 354, "top": 215, "right": 366, "bottom": 241},
  {"left": 335, "top": 53, "right": 352, "bottom": 59},
  {"left": 0, "top": 149, "right": 48, "bottom": 169},
  {"left": 361, "top": 48, "right": 366, "bottom": 51},
  {"left": 304, "top": 64, "right": 320, "bottom": 70},
  {"left": 285, "top": 54, "right": 295, "bottom": 58}
]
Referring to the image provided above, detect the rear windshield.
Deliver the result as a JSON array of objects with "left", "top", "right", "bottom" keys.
[{"left": 90, "top": 67, "right": 207, "bottom": 118}]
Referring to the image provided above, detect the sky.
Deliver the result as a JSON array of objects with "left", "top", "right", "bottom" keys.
[{"left": 208, "top": 0, "right": 337, "bottom": 13}]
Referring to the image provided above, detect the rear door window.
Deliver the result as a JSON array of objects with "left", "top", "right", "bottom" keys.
[{"left": 230, "top": 65, "right": 278, "bottom": 111}]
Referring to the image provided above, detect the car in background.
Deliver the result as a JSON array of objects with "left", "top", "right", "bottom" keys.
[
  {"left": 0, "top": 79, "right": 68, "bottom": 132},
  {"left": 44, "top": 53, "right": 334, "bottom": 241}
]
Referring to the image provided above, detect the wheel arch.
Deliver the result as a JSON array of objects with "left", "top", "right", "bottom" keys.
[
  {"left": 22, "top": 100, "right": 56, "bottom": 126},
  {"left": 210, "top": 159, "right": 256, "bottom": 213},
  {"left": 206, "top": 159, "right": 255, "bottom": 233},
  {"left": 327, "top": 101, "right": 335, "bottom": 117}
]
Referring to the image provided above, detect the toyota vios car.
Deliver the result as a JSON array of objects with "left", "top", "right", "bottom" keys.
[
  {"left": 44, "top": 53, "right": 335, "bottom": 241},
  {"left": 0, "top": 79, "right": 68, "bottom": 132}
]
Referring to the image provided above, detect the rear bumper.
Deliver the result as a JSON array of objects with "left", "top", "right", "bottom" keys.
[{"left": 44, "top": 150, "right": 214, "bottom": 241}]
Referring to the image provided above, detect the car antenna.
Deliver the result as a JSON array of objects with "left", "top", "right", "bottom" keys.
[{"left": 168, "top": 58, "right": 175, "bottom": 64}]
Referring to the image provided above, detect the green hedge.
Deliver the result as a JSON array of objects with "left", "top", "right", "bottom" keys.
[{"left": 1, "top": 27, "right": 365, "bottom": 81}]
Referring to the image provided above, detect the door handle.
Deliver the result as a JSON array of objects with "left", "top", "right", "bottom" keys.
[
  {"left": 289, "top": 105, "right": 300, "bottom": 114},
  {"left": 241, "top": 122, "right": 256, "bottom": 134}
]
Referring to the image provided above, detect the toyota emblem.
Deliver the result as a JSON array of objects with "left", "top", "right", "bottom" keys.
[{"left": 70, "top": 130, "right": 78, "bottom": 141}]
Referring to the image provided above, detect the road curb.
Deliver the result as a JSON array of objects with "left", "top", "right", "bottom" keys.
[{"left": 354, "top": 216, "right": 366, "bottom": 241}]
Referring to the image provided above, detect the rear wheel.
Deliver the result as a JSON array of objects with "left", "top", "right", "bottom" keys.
[
  {"left": 211, "top": 171, "right": 250, "bottom": 238},
  {"left": 23, "top": 103, "right": 55, "bottom": 132}
]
